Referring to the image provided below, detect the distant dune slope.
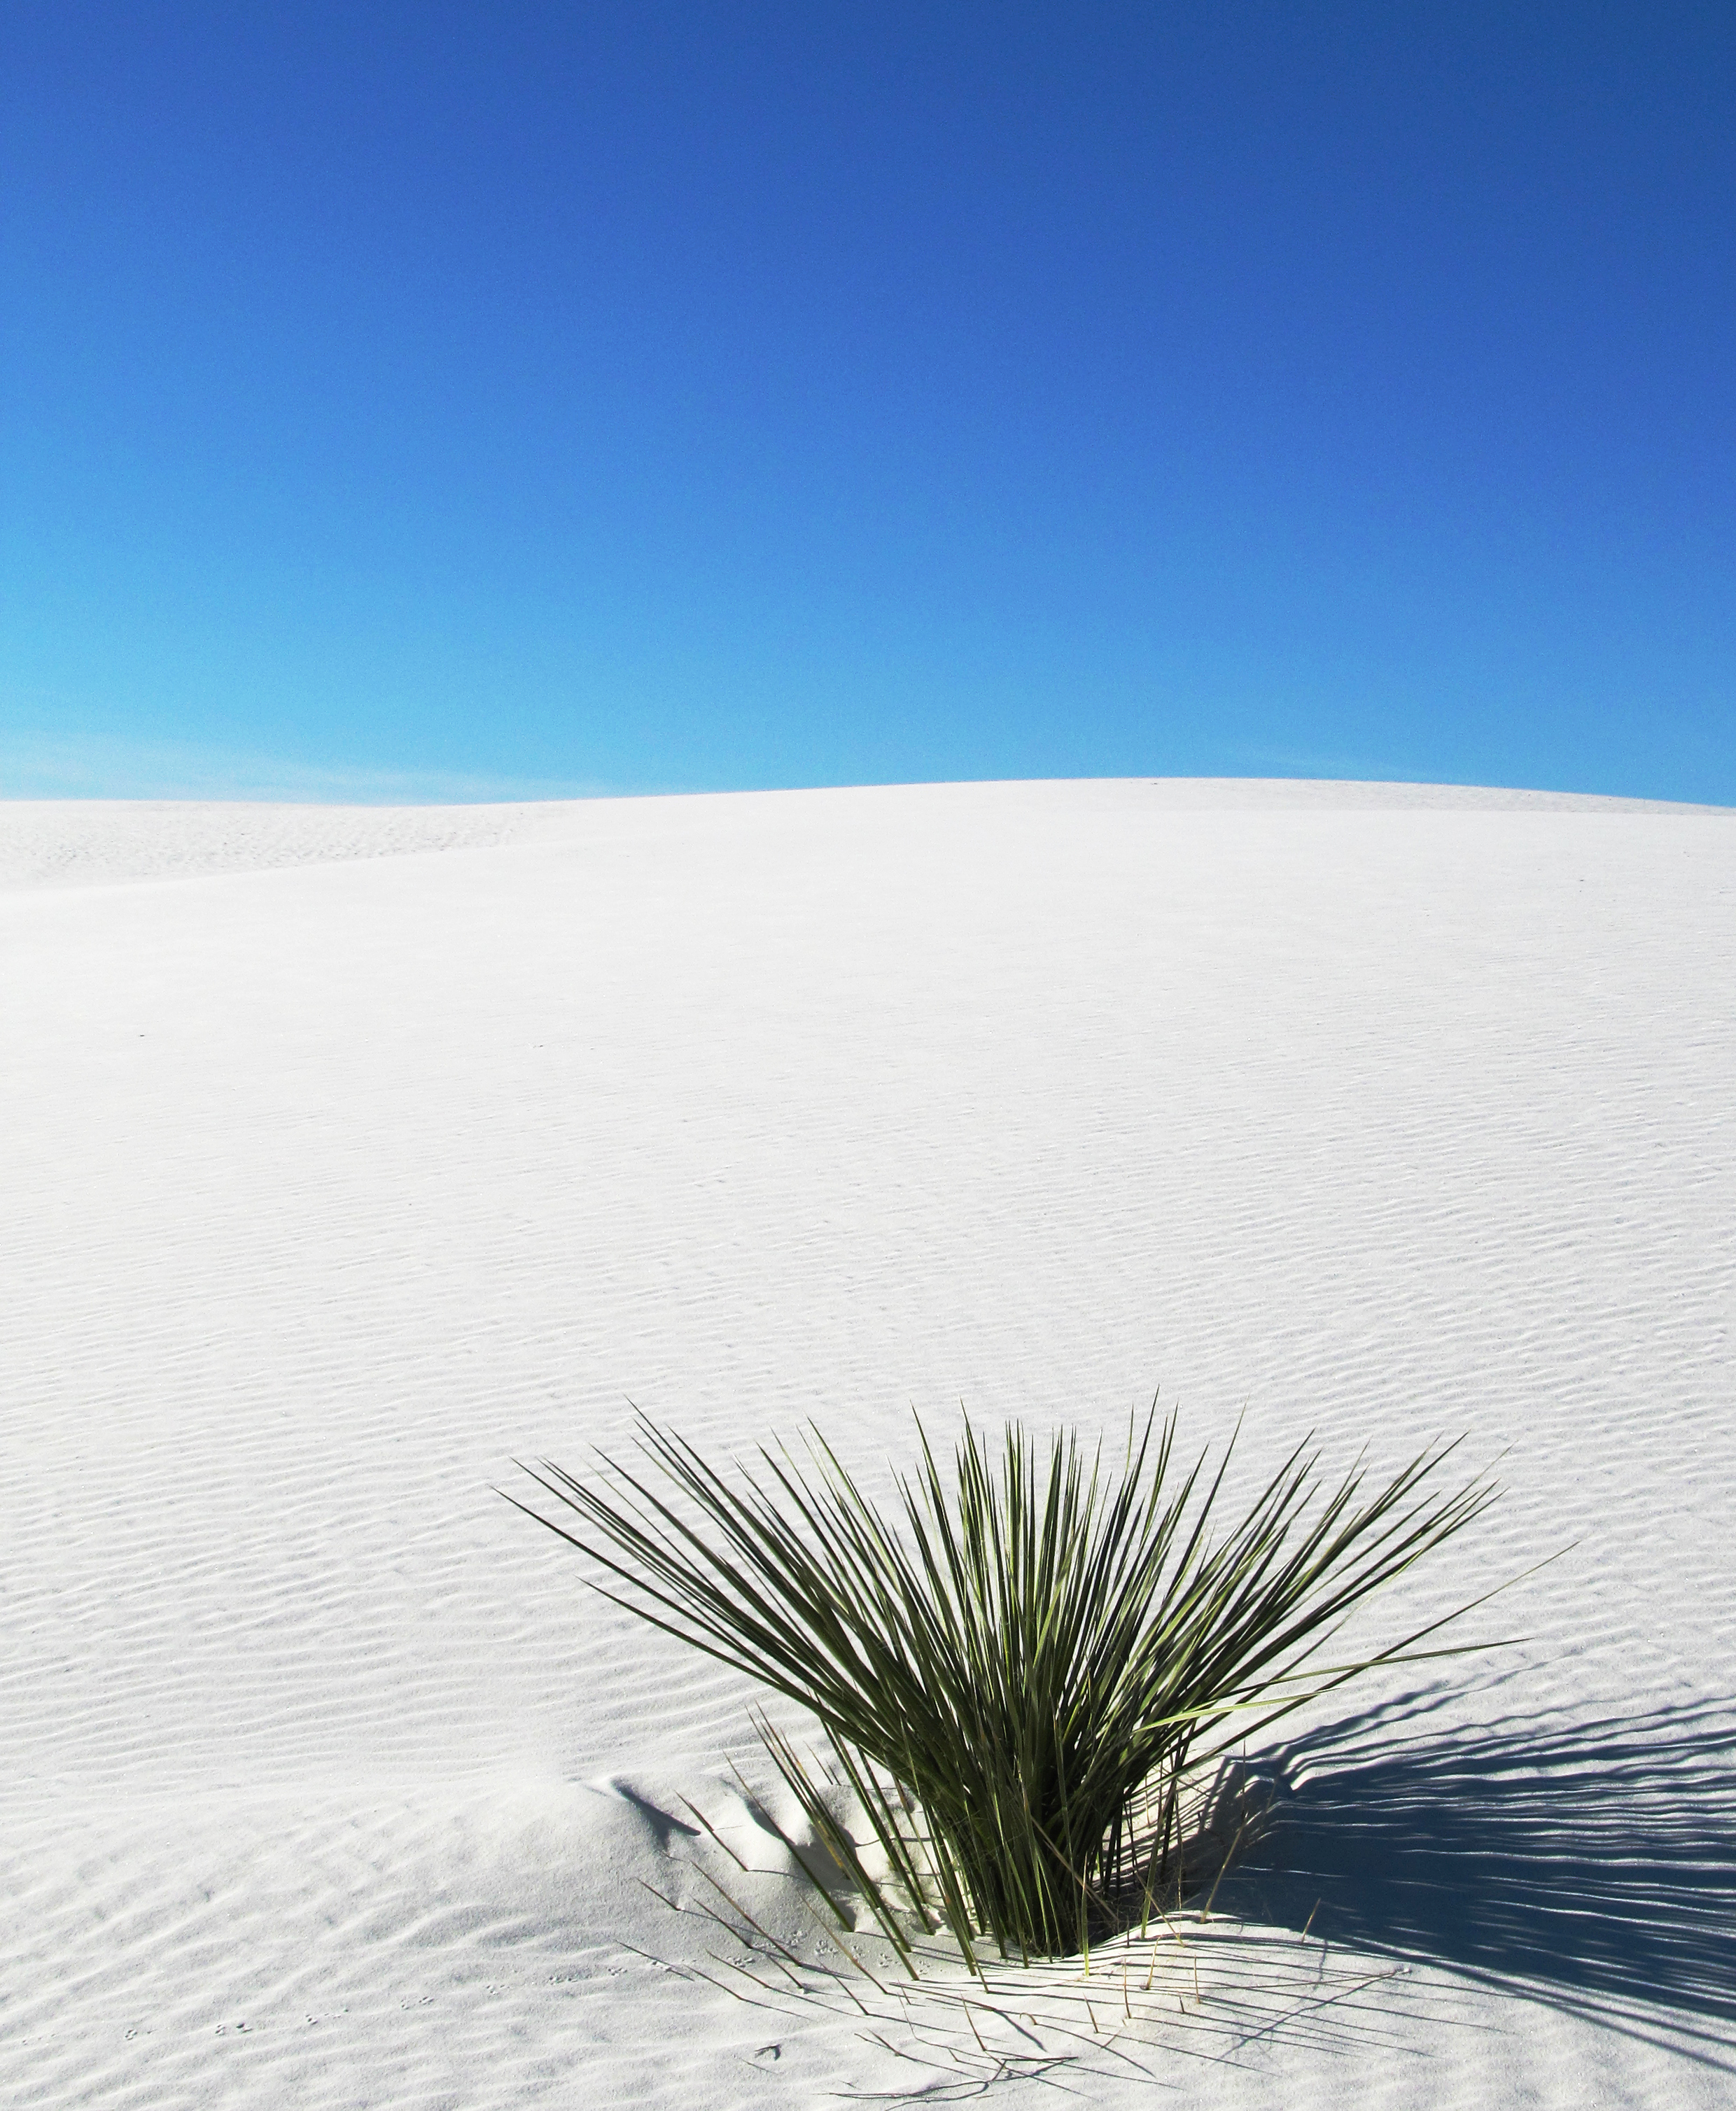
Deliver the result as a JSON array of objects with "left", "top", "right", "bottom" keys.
[
  {"left": 0, "top": 797, "right": 566, "bottom": 889},
  {"left": 2, "top": 780, "right": 1732, "bottom": 2109},
  {"left": 1, "top": 776, "right": 1726, "bottom": 890}
]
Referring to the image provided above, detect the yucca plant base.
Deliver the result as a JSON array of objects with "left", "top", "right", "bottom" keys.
[
  {"left": 748, "top": 1697, "right": 1279, "bottom": 1972},
  {"left": 506, "top": 1408, "right": 1494, "bottom": 1970}
]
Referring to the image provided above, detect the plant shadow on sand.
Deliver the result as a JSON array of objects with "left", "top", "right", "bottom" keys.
[{"left": 1235, "top": 1679, "right": 1736, "bottom": 2070}]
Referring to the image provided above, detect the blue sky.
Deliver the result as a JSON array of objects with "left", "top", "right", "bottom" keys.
[{"left": 4, "top": 3, "right": 1732, "bottom": 803}]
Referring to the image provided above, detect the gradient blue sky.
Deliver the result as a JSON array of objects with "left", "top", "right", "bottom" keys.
[{"left": 4, "top": 3, "right": 1733, "bottom": 803}]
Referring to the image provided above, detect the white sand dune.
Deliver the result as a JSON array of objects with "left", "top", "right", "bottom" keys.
[{"left": 4, "top": 778, "right": 1733, "bottom": 2106}]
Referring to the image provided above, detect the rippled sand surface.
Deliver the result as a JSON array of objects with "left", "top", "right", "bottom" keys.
[{"left": 4, "top": 779, "right": 1732, "bottom": 2106}]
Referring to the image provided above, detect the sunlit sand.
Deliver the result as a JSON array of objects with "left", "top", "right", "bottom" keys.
[{"left": 4, "top": 779, "right": 1732, "bottom": 2106}]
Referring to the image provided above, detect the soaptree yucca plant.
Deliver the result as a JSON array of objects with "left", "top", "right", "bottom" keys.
[{"left": 505, "top": 1406, "right": 1497, "bottom": 1970}]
